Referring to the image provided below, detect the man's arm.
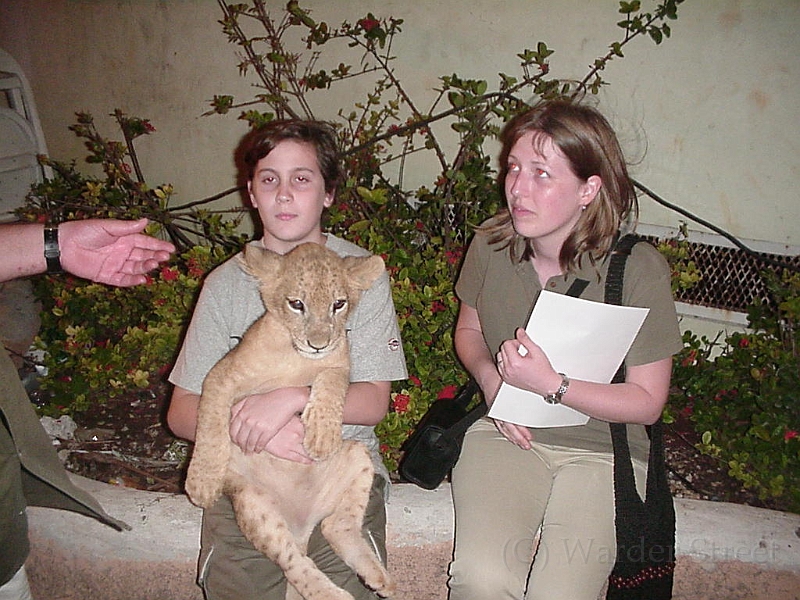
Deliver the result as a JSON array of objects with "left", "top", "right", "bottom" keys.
[{"left": 0, "top": 219, "right": 174, "bottom": 285}]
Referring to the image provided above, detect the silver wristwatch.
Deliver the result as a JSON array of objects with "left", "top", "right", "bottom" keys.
[{"left": 543, "top": 373, "right": 570, "bottom": 405}]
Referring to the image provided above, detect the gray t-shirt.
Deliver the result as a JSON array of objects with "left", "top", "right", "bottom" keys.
[{"left": 169, "top": 234, "right": 408, "bottom": 479}]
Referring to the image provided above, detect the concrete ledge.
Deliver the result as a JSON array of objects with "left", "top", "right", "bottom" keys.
[{"left": 26, "top": 476, "right": 800, "bottom": 600}]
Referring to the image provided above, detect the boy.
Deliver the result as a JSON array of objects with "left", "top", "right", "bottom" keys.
[{"left": 167, "top": 120, "right": 407, "bottom": 599}]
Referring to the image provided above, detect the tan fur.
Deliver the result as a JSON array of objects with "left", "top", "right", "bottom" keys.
[{"left": 185, "top": 242, "right": 394, "bottom": 600}]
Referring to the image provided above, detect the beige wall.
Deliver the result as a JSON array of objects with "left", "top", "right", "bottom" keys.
[{"left": 1, "top": 0, "right": 798, "bottom": 245}]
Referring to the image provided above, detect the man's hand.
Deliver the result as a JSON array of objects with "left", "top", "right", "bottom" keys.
[{"left": 60, "top": 218, "right": 175, "bottom": 286}]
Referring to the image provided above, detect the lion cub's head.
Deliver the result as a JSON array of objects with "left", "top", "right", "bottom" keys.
[{"left": 239, "top": 242, "right": 385, "bottom": 358}]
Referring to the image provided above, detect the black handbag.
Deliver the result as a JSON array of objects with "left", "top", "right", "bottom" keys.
[
  {"left": 398, "top": 378, "right": 485, "bottom": 489},
  {"left": 605, "top": 234, "right": 676, "bottom": 600}
]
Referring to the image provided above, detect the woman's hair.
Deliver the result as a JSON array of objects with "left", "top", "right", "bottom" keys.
[
  {"left": 240, "top": 120, "right": 342, "bottom": 194},
  {"left": 482, "top": 99, "right": 638, "bottom": 272}
]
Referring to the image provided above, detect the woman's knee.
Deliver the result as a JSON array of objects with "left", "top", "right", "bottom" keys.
[{"left": 448, "top": 554, "right": 526, "bottom": 600}]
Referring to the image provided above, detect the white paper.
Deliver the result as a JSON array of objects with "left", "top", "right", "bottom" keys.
[{"left": 488, "top": 291, "right": 649, "bottom": 427}]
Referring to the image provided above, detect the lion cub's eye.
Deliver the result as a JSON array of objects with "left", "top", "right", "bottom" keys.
[
  {"left": 288, "top": 299, "right": 305, "bottom": 313},
  {"left": 332, "top": 299, "right": 347, "bottom": 313}
]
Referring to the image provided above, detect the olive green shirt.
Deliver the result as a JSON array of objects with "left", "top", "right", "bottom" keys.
[{"left": 455, "top": 231, "right": 683, "bottom": 460}]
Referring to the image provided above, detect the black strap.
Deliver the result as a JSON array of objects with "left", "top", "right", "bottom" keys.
[
  {"left": 606, "top": 234, "right": 646, "bottom": 488},
  {"left": 606, "top": 234, "right": 676, "bottom": 597},
  {"left": 565, "top": 277, "right": 590, "bottom": 298},
  {"left": 438, "top": 379, "right": 485, "bottom": 443}
]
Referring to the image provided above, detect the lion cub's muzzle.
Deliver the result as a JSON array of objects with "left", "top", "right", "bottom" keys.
[{"left": 294, "top": 329, "right": 344, "bottom": 357}]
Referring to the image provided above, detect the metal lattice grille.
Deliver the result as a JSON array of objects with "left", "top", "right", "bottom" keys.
[{"left": 641, "top": 234, "right": 800, "bottom": 313}]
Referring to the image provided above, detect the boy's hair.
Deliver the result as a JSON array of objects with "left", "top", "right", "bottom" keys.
[
  {"left": 241, "top": 120, "right": 342, "bottom": 194},
  {"left": 482, "top": 99, "right": 638, "bottom": 273}
]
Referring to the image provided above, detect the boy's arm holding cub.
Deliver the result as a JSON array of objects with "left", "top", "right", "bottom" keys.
[{"left": 167, "top": 380, "right": 390, "bottom": 463}]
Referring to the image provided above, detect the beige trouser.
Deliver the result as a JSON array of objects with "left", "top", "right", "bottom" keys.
[{"left": 448, "top": 418, "right": 646, "bottom": 600}]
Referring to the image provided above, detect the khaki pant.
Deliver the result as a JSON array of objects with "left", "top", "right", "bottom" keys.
[
  {"left": 198, "top": 475, "right": 387, "bottom": 600},
  {"left": 449, "top": 419, "right": 646, "bottom": 600}
]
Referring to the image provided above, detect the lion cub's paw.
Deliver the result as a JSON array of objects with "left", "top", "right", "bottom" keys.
[
  {"left": 303, "top": 426, "right": 344, "bottom": 461},
  {"left": 373, "top": 574, "right": 396, "bottom": 599},
  {"left": 362, "top": 565, "right": 395, "bottom": 598},
  {"left": 184, "top": 474, "right": 223, "bottom": 509}
]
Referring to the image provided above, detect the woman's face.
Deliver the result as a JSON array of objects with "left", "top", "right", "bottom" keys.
[{"left": 504, "top": 131, "right": 599, "bottom": 247}]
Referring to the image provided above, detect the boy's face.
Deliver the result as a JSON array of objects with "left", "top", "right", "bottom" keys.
[{"left": 248, "top": 139, "right": 333, "bottom": 254}]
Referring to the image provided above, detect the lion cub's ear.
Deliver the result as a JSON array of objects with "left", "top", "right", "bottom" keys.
[
  {"left": 344, "top": 255, "right": 385, "bottom": 293},
  {"left": 238, "top": 244, "right": 282, "bottom": 281}
]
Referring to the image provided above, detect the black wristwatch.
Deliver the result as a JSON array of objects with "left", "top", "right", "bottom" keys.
[{"left": 44, "top": 224, "right": 64, "bottom": 274}]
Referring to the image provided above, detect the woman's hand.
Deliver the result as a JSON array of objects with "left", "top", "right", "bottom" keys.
[
  {"left": 496, "top": 328, "right": 562, "bottom": 398},
  {"left": 493, "top": 328, "right": 561, "bottom": 451},
  {"left": 493, "top": 419, "right": 534, "bottom": 450}
]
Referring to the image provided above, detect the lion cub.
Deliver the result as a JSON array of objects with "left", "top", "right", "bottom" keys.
[{"left": 185, "top": 242, "right": 394, "bottom": 600}]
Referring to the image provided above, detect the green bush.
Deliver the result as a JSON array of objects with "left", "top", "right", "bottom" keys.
[{"left": 668, "top": 270, "right": 800, "bottom": 512}]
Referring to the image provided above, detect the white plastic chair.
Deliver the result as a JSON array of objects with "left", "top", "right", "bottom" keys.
[{"left": 0, "top": 47, "right": 50, "bottom": 222}]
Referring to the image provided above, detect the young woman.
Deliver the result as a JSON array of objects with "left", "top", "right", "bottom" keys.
[
  {"left": 167, "top": 120, "right": 407, "bottom": 599},
  {"left": 448, "top": 100, "right": 682, "bottom": 600}
]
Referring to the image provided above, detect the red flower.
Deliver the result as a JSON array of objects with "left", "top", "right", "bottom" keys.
[
  {"left": 680, "top": 349, "right": 698, "bottom": 368},
  {"left": 187, "top": 259, "right": 205, "bottom": 278},
  {"left": 358, "top": 17, "right": 380, "bottom": 32},
  {"left": 785, "top": 429, "right": 799, "bottom": 442},
  {"left": 160, "top": 266, "right": 179, "bottom": 282},
  {"left": 392, "top": 393, "right": 410, "bottom": 414},
  {"left": 445, "top": 247, "right": 464, "bottom": 265},
  {"left": 738, "top": 337, "right": 750, "bottom": 348},
  {"left": 430, "top": 300, "right": 446, "bottom": 313},
  {"left": 409, "top": 375, "right": 422, "bottom": 387},
  {"left": 438, "top": 385, "right": 458, "bottom": 400}
]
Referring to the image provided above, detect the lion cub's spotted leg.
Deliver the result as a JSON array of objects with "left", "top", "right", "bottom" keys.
[
  {"left": 185, "top": 372, "right": 239, "bottom": 508},
  {"left": 320, "top": 443, "right": 395, "bottom": 598},
  {"left": 229, "top": 482, "right": 354, "bottom": 600},
  {"left": 186, "top": 330, "right": 273, "bottom": 508}
]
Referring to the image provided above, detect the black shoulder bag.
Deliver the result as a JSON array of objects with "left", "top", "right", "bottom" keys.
[
  {"left": 398, "top": 278, "right": 590, "bottom": 490},
  {"left": 605, "top": 234, "right": 676, "bottom": 600},
  {"left": 398, "top": 378, "right": 485, "bottom": 489}
]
